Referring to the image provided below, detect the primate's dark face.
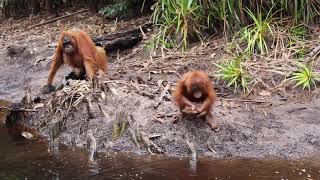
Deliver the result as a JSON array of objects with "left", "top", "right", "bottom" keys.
[
  {"left": 62, "top": 36, "right": 74, "bottom": 54},
  {"left": 191, "top": 85, "right": 203, "bottom": 99}
]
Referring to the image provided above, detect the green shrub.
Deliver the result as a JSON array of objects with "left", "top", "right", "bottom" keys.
[
  {"left": 99, "top": 1, "right": 128, "bottom": 19},
  {"left": 150, "top": 0, "right": 320, "bottom": 51},
  {"left": 151, "top": 0, "right": 205, "bottom": 50},
  {"left": 216, "top": 57, "right": 251, "bottom": 92},
  {"left": 290, "top": 62, "right": 320, "bottom": 91}
]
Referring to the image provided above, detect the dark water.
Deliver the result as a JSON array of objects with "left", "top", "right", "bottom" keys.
[
  {"left": 0, "top": 125, "right": 319, "bottom": 180},
  {"left": 0, "top": 102, "right": 319, "bottom": 179}
]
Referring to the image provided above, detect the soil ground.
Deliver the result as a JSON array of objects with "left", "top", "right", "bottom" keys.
[{"left": 0, "top": 12, "right": 319, "bottom": 159}]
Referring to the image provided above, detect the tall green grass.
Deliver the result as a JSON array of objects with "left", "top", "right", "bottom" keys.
[
  {"left": 236, "top": 7, "right": 276, "bottom": 55},
  {"left": 151, "top": 0, "right": 205, "bottom": 50},
  {"left": 151, "top": 0, "right": 320, "bottom": 50}
]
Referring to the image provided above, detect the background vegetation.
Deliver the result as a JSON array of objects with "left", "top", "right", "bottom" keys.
[
  {"left": 0, "top": 0, "right": 151, "bottom": 18},
  {"left": 150, "top": 0, "right": 320, "bottom": 92}
]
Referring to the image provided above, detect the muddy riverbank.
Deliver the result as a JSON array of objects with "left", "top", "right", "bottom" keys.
[
  {"left": 0, "top": 125, "right": 319, "bottom": 179},
  {"left": 0, "top": 13, "right": 320, "bottom": 159}
]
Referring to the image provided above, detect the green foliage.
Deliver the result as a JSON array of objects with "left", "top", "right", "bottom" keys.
[
  {"left": 112, "top": 121, "right": 128, "bottom": 140},
  {"left": 150, "top": 0, "right": 320, "bottom": 51},
  {"left": 235, "top": 7, "right": 275, "bottom": 55},
  {"left": 205, "top": 0, "right": 245, "bottom": 34},
  {"left": 290, "top": 62, "right": 320, "bottom": 91},
  {"left": 216, "top": 57, "right": 251, "bottom": 92},
  {"left": 151, "top": 0, "right": 205, "bottom": 50},
  {"left": 289, "top": 0, "right": 320, "bottom": 23},
  {"left": 99, "top": 1, "right": 128, "bottom": 19},
  {"left": 287, "top": 24, "right": 309, "bottom": 58},
  {"left": 112, "top": 111, "right": 128, "bottom": 140},
  {"left": 293, "top": 47, "right": 308, "bottom": 58},
  {"left": 289, "top": 24, "right": 308, "bottom": 39},
  {"left": 288, "top": 24, "right": 307, "bottom": 45},
  {"left": 245, "top": 7, "right": 274, "bottom": 54},
  {"left": 287, "top": 24, "right": 308, "bottom": 47}
]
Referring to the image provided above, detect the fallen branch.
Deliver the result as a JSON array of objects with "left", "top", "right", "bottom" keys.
[
  {"left": 0, "top": 106, "right": 38, "bottom": 112},
  {"left": 153, "top": 117, "right": 165, "bottom": 124},
  {"left": 92, "top": 22, "right": 152, "bottom": 52},
  {"left": 155, "top": 112, "right": 178, "bottom": 118},
  {"left": 309, "top": 44, "right": 320, "bottom": 57},
  {"left": 186, "top": 140, "right": 197, "bottom": 158},
  {"left": 220, "top": 98, "right": 271, "bottom": 104},
  {"left": 287, "top": 107, "right": 307, "bottom": 113},
  {"left": 27, "top": 9, "right": 89, "bottom": 30},
  {"left": 130, "top": 82, "right": 155, "bottom": 99}
]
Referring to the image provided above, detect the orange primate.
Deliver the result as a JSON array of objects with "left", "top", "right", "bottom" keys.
[
  {"left": 173, "top": 71, "right": 218, "bottom": 129},
  {"left": 44, "top": 29, "right": 107, "bottom": 93}
]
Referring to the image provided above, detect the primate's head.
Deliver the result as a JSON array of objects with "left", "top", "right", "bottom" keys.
[
  {"left": 185, "top": 72, "right": 210, "bottom": 99},
  {"left": 62, "top": 35, "right": 76, "bottom": 54}
]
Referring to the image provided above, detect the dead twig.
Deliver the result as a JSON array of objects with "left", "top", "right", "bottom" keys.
[
  {"left": 153, "top": 117, "right": 166, "bottom": 124},
  {"left": 156, "top": 112, "right": 179, "bottom": 118},
  {"left": 309, "top": 44, "right": 320, "bottom": 57},
  {"left": 186, "top": 140, "right": 197, "bottom": 158},
  {"left": 98, "top": 104, "right": 111, "bottom": 121},
  {"left": 27, "top": 9, "right": 88, "bottom": 30},
  {"left": 219, "top": 98, "right": 271, "bottom": 104},
  {"left": 140, "top": 131, "right": 163, "bottom": 154},
  {"left": 0, "top": 106, "right": 38, "bottom": 112},
  {"left": 131, "top": 81, "right": 155, "bottom": 99},
  {"left": 153, "top": 82, "right": 171, "bottom": 108}
]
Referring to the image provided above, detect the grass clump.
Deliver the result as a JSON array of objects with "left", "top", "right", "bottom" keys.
[
  {"left": 150, "top": 0, "right": 320, "bottom": 52},
  {"left": 151, "top": 0, "right": 205, "bottom": 50},
  {"left": 287, "top": 24, "right": 308, "bottom": 47},
  {"left": 289, "top": 24, "right": 308, "bottom": 39},
  {"left": 235, "top": 8, "right": 276, "bottom": 55},
  {"left": 216, "top": 57, "right": 251, "bottom": 93},
  {"left": 290, "top": 62, "right": 320, "bottom": 91}
]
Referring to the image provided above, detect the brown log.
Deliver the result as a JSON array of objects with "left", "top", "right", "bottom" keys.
[
  {"left": 46, "top": 22, "right": 152, "bottom": 52},
  {"left": 92, "top": 22, "right": 153, "bottom": 52}
]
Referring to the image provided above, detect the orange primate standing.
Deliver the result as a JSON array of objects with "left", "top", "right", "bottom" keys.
[{"left": 44, "top": 29, "right": 108, "bottom": 93}]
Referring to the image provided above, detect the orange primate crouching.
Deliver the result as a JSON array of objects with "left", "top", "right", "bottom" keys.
[{"left": 173, "top": 71, "right": 218, "bottom": 129}]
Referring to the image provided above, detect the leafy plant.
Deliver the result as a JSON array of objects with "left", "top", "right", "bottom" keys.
[
  {"left": 290, "top": 62, "right": 320, "bottom": 91},
  {"left": 236, "top": 7, "right": 276, "bottom": 55},
  {"left": 112, "top": 111, "right": 128, "bottom": 140},
  {"left": 293, "top": 47, "right": 308, "bottom": 58},
  {"left": 216, "top": 57, "right": 251, "bottom": 92},
  {"left": 289, "top": 24, "right": 308, "bottom": 39},
  {"left": 99, "top": 1, "right": 128, "bottom": 19},
  {"left": 149, "top": 0, "right": 320, "bottom": 51},
  {"left": 290, "top": 0, "right": 320, "bottom": 23},
  {"left": 287, "top": 24, "right": 308, "bottom": 48},
  {"left": 151, "top": 0, "right": 205, "bottom": 50},
  {"left": 206, "top": 0, "right": 245, "bottom": 35}
]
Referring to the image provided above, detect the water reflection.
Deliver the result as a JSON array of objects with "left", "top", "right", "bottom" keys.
[{"left": 0, "top": 131, "right": 319, "bottom": 180}]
